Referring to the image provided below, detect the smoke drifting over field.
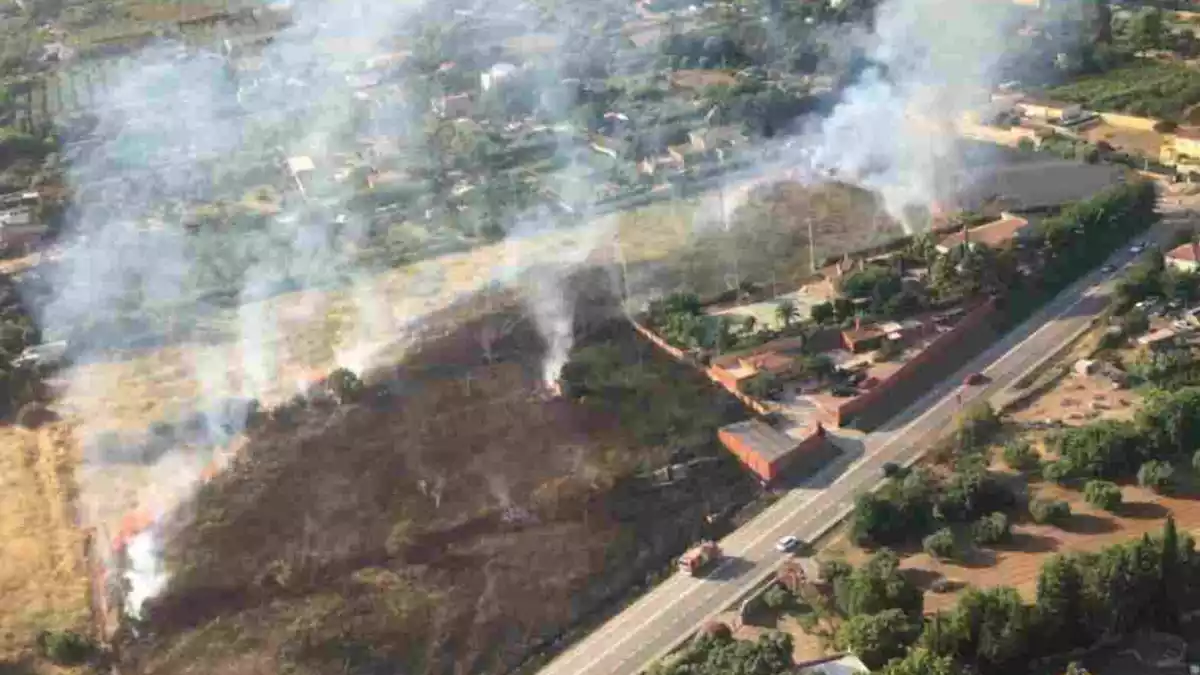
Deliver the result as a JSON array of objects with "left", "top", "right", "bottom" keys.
[
  {"left": 783, "top": 0, "right": 1025, "bottom": 229},
  {"left": 34, "top": 0, "right": 1054, "bottom": 618}
]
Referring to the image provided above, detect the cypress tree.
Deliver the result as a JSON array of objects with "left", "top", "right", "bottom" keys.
[{"left": 1159, "top": 514, "right": 1181, "bottom": 631}]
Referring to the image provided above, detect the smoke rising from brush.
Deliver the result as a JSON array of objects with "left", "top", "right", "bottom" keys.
[
  {"left": 778, "top": 0, "right": 1026, "bottom": 230},
  {"left": 32, "top": 0, "right": 1056, "bottom": 620}
]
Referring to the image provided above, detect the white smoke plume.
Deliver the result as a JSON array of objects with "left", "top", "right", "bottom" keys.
[
  {"left": 705, "top": 0, "right": 1028, "bottom": 233},
  {"left": 801, "top": 0, "right": 1023, "bottom": 228}
]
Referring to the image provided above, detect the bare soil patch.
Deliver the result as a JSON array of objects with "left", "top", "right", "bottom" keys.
[{"left": 1083, "top": 123, "right": 1165, "bottom": 159}]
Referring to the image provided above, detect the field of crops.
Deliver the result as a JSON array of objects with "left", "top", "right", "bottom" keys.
[
  {"left": 1045, "top": 61, "right": 1200, "bottom": 120},
  {"left": 12, "top": 5, "right": 269, "bottom": 135}
]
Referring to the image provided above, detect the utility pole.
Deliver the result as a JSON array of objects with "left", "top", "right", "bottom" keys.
[
  {"left": 807, "top": 216, "right": 817, "bottom": 274},
  {"left": 718, "top": 149, "right": 740, "bottom": 293}
]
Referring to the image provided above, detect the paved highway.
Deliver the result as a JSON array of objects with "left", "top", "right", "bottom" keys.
[{"left": 536, "top": 195, "right": 1195, "bottom": 675}]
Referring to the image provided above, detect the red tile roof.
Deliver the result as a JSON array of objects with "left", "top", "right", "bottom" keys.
[
  {"left": 744, "top": 351, "right": 794, "bottom": 374},
  {"left": 1167, "top": 241, "right": 1200, "bottom": 263}
]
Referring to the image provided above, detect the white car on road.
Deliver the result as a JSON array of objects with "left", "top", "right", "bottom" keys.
[{"left": 775, "top": 535, "right": 800, "bottom": 553}]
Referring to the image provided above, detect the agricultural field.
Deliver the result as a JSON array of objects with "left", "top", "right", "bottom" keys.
[
  {"left": 1044, "top": 61, "right": 1200, "bottom": 120},
  {"left": 0, "top": 422, "right": 92, "bottom": 675}
]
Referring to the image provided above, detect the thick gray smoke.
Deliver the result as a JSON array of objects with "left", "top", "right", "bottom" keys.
[
  {"left": 42, "top": 0, "right": 428, "bottom": 615},
  {"left": 780, "top": 0, "right": 1026, "bottom": 230}
]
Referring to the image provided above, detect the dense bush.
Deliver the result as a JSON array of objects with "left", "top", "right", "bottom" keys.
[
  {"left": 835, "top": 609, "right": 919, "bottom": 670},
  {"left": 955, "top": 403, "right": 1001, "bottom": 454},
  {"left": 1083, "top": 480, "right": 1123, "bottom": 511},
  {"left": 1137, "top": 459, "right": 1175, "bottom": 493},
  {"left": 971, "top": 512, "right": 1011, "bottom": 545},
  {"left": 647, "top": 630, "right": 793, "bottom": 675},
  {"left": 832, "top": 549, "right": 923, "bottom": 619},
  {"left": 936, "top": 470, "right": 1015, "bottom": 523},
  {"left": 762, "top": 585, "right": 792, "bottom": 610},
  {"left": 1001, "top": 440, "right": 1040, "bottom": 473},
  {"left": 851, "top": 470, "right": 936, "bottom": 546},
  {"left": 923, "top": 528, "right": 957, "bottom": 559},
  {"left": 1029, "top": 498, "right": 1071, "bottom": 526},
  {"left": 35, "top": 630, "right": 96, "bottom": 666}
]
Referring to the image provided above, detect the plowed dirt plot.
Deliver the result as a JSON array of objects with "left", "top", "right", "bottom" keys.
[{"left": 824, "top": 477, "right": 1200, "bottom": 616}]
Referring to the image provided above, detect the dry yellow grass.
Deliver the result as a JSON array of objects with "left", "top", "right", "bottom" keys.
[{"left": 0, "top": 422, "right": 91, "bottom": 664}]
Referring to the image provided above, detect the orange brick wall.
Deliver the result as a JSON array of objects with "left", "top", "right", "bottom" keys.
[{"left": 832, "top": 297, "right": 997, "bottom": 425}]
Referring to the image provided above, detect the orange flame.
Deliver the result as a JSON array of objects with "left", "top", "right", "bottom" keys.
[{"left": 112, "top": 509, "right": 155, "bottom": 554}]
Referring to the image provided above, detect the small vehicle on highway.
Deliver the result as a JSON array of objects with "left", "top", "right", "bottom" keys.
[
  {"left": 963, "top": 372, "right": 987, "bottom": 386},
  {"left": 1100, "top": 264, "right": 1116, "bottom": 274},
  {"left": 679, "top": 541, "right": 721, "bottom": 576},
  {"left": 775, "top": 535, "right": 800, "bottom": 553},
  {"left": 1129, "top": 242, "right": 1146, "bottom": 254}
]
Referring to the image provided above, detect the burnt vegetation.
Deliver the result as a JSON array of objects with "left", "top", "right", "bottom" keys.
[{"left": 121, "top": 277, "right": 755, "bottom": 675}]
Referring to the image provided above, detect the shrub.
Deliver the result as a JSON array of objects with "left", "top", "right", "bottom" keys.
[
  {"left": 1042, "top": 459, "right": 1076, "bottom": 484},
  {"left": 971, "top": 512, "right": 1011, "bottom": 545},
  {"left": 762, "top": 584, "right": 792, "bottom": 610},
  {"left": 956, "top": 402, "right": 1001, "bottom": 452},
  {"left": 36, "top": 630, "right": 95, "bottom": 666},
  {"left": 326, "top": 367, "right": 365, "bottom": 404},
  {"left": 1137, "top": 459, "right": 1175, "bottom": 493},
  {"left": 1083, "top": 480, "right": 1123, "bottom": 511},
  {"left": 811, "top": 301, "right": 834, "bottom": 324},
  {"left": 1002, "top": 440, "right": 1040, "bottom": 473},
  {"left": 923, "top": 528, "right": 957, "bottom": 559},
  {"left": 819, "top": 558, "right": 853, "bottom": 582},
  {"left": 1029, "top": 498, "right": 1072, "bottom": 525}
]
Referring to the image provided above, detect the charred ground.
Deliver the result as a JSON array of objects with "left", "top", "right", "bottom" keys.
[{"left": 118, "top": 274, "right": 756, "bottom": 675}]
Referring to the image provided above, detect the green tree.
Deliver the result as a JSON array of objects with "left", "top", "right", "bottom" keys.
[
  {"left": 810, "top": 301, "right": 834, "bottom": 324},
  {"left": 834, "top": 549, "right": 923, "bottom": 619},
  {"left": 956, "top": 402, "right": 1000, "bottom": 452},
  {"left": 1029, "top": 498, "right": 1071, "bottom": 526},
  {"left": 879, "top": 647, "right": 959, "bottom": 675},
  {"left": 924, "top": 528, "right": 957, "bottom": 559},
  {"left": 1131, "top": 8, "right": 1165, "bottom": 51},
  {"left": 1137, "top": 460, "right": 1175, "bottom": 493},
  {"left": 835, "top": 609, "right": 919, "bottom": 670},
  {"left": 775, "top": 299, "right": 798, "bottom": 328},
  {"left": 1042, "top": 459, "right": 1076, "bottom": 484},
  {"left": 1035, "top": 554, "right": 1089, "bottom": 651},
  {"left": 325, "top": 367, "right": 364, "bottom": 404},
  {"left": 1157, "top": 515, "right": 1182, "bottom": 632},
  {"left": 936, "top": 470, "right": 1014, "bottom": 523},
  {"left": 1083, "top": 480, "right": 1123, "bottom": 511},
  {"left": 1002, "top": 440, "right": 1040, "bottom": 473},
  {"left": 762, "top": 585, "right": 792, "bottom": 611},
  {"left": 937, "top": 587, "right": 1031, "bottom": 672},
  {"left": 972, "top": 512, "right": 1011, "bottom": 545}
]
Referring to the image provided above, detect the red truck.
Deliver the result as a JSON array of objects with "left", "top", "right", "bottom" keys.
[{"left": 679, "top": 540, "right": 721, "bottom": 576}]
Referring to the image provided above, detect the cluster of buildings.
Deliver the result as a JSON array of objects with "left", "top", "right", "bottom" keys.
[
  {"left": 0, "top": 190, "right": 47, "bottom": 251},
  {"left": 635, "top": 149, "right": 1132, "bottom": 484}
]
